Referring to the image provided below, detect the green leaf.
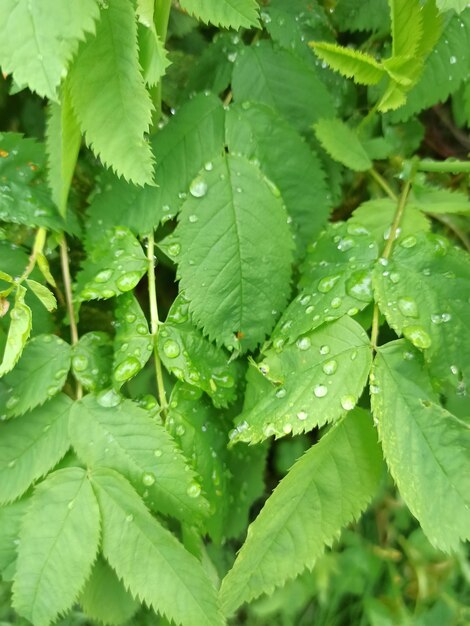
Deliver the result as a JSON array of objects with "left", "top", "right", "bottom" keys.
[
  {"left": 25, "top": 280, "right": 57, "bottom": 312},
  {"left": 179, "top": 0, "right": 259, "bottom": 29},
  {"left": 80, "top": 557, "right": 139, "bottom": 626},
  {"left": 0, "top": 499, "right": 29, "bottom": 576},
  {"left": 333, "top": 0, "right": 390, "bottom": 33},
  {"left": 314, "top": 118, "right": 372, "bottom": 171},
  {"left": 437, "top": 0, "right": 469, "bottom": 13},
  {"left": 69, "top": 395, "right": 209, "bottom": 523},
  {"left": 0, "top": 0, "right": 99, "bottom": 99},
  {"left": 231, "top": 316, "right": 372, "bottom": 444},
  {"left": 411, "top": 185, "right": 470, "bottom": 215},
  {"left": 68, "top": 0, "right": 154, "bottom": 185},
  {"left": 175, "top": 153, "right": 293, "bottom": 352},
  {"left": 232, "top": 42, "right": 335, "bottom": 132},
  {"left": 372, "top": 231, "right": 470, "bottom": 391},
  {"left": 0, "top": 334, "right": 71, "bottom": 418},
  {"left": 0, "top": 288, "right": 32, "bottom": 377},
  {"left": 158, "top": 294, "right": 241, "bottom": 408},
  {"left": 0, "top": 395, "right": 72, "bottom": 504},
  {"left": 371, "top": 340, "right": 470, "bottom": 551},
  {"left": 271, "top": 223, "right": 378, "bottom": 346},
  {"left": 220, "top": 410, "right": 383, "bottom": 614},
  {"left": 76, "top": 227, "right": 147, "bottom": 302},
  {"left": 91, "top": 468, "right": 225, "bottom": 626},
  {"left": 310, "top": 42, "right": 386, "bottom": 85},
  {"left": 138, "top": 23, "right": 170, "bottom": 88},
  {"left": 389, "top": 0, "right": 423, "bottom": 58},
  {"left": 71, "top": 332, "right": 113, "bottom": 392},
  {"left": 113, "top": 294, "right": 153, "bottom": 388},
  {"left": 226, "top": 102, "right": 330, "bottom": 254},
  {"left": 46, "top": 86, "right": 82, "bottom": 216},
  {"left": 12, "top": 468, "right": 100, "bottom": 626}
]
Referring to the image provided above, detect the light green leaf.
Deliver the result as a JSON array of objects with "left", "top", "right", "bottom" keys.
[
  {"left": 0, "top": 288, "right": 32, "bottom": 377},
  {"left": 310, "top": 42, "right": 386, "bottom": 85},
  {"left": 138, "top": 24, "right": 170, "bottom": 88},
  {"left": 25, "top": 279, "right": 57, "bottom": 312},
  {"left": 437, "top": 0, "right": 469, "bottom": 13},
  {"left": 80, "top": 557, "right": 139, "bottom": 626},
  {"left": 91, "top": 468, "right": 225, "bottom": 626},
  {"left": 76, "top": 227, "right": 147, "bottom": 302},
  {"left": 225, "top": 102, "right": 330, "bottom": 254},
  {"left": 382, "top": 55, "right": 424, "bottom": 87},
  {"left": 175, "top": 153, "right": 293, "bottom": 352},
  {"left": 371, "top": 340, "right": 470, "bottom": 551},
  {"left": 68, "top": 0, "right": 154, "bottom": 185},
  {"left": 158, "top": 294, "right": 241, "bottom": 408},
  {"left": 220, "top": 410, "right": 383, "bottom": 614},
  {"left": 113, "top": 294, "right": 153, "bottom": 388},
  {"left": 272, "top": 223, "right": 378, "bottom": 346},
  {"left": 231, "top": 316, "right": 372, "bottom": 444},
  {"left": 372, "top": 231, "right": 470, "bottom": 391},
  {"left": 389, "top": 0, "right": 423, "bottom": 58},
  {"left": 71, "top": 332, "right": 113, "bottom": 392},
  {"left": 0, "top": 0, "right": 99, "bottom": 100},
  {"left": 12, "top": 468, "right": 100, "bottom": 626},
  {"left": 0, "top": 334, "right": 70, "bottom": 417},
  {"left": 232, "top": 42, "right": 335, "bottom": 132},
  {"left": 0, "top": 395, "right": 72, "bottom": 504},
  {"left": 70, "top": 395, "right": 209, "bottom": 523},
  {"left": 411, "top": 185, "right": 470, "bottom": 215},
  {"left": 314, "top": 118, "right": 372, "bottom": 171},
  {"left": 179, "top": 0, "right": 259, "bottom": 29},
  {"left": 377, "top": 82, "right": 407, "bottom": 112},
  {"left": 0, "top": 499, "right": 29, "bottom": 576}
]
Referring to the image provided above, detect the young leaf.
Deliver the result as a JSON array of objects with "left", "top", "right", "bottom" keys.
[
  {"left": 12, "top": 468, "right": 100, "bottom": 626},
  {"left": 372, "top": 232, "right": 470, "bottom": 391},
  {"left": 389, "top": 0, "right": 423, "bottom": 58},
  {"left": 0, "top": 394, "right": 72, "bottom": 504},
  {"left": 69, "top": 396, "right": 209, "bottom": 523},
  {"left": 220, "top": 410, "right": 383, "bottom": 614},
  {"left": 71, "top": 332, "right": 113, "bottom": 392},
  {"left": 310, "top": 42, "right": 386, "bottom": 85},
  {"left": 0, "top": 288, "right": 32, "bottom": 377},
  {"left": 25, "top": 280, "right": 57, "bottom": 312},
  {"left": 91, "top": 468, "right": 225, "bottom": 626},
  {"left": 179, "top": 0, "right": 259, "bottom": 29},
  {"left": 68, "top": 0, "right": 154, "bottom": 185},
  {"left": 76, "top": 227, "right": 147, "bottom": 302},
  {"left": 314, "top": 118, "right": 372, "bottom": 171},
  {"left": 0, "top": 334, "right": 71, "bottom": 418},
  {"left": 231, "top": 316, "right": 372, "bottom": 444},
  {"left": 138, "top": 24, "right": 170, "bottom": 88},
  {"left": 371, "top": 340, "right": 470, "bottom": 552},
  {"left": 226, "top": 102, "right": 330, "bottom": 254},
  {"left": 232, "top": 42, "right": 335, "bottom": 132},
  {"left": 80, "top": 556, "right": 139, "bottom": 626},
  {"left": 158, "top": 294, "right": 241, "bottom": 408},
  {"left": 0, "top": 0, "right": 99, "bottom": 100},
  {"left": 0, "top": 499, "right": 29, "bottom": 576},
  {"left": 176, "top": 153, "right": 293, "bottom": 352},
  {"left": 271, "top": 223, "right": 378, "bottom": 345},
  {"left": 113, "top": 294, "right": 153, "bottom": 388}
]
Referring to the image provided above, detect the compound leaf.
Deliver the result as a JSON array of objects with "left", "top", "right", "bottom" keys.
[
  {"left": 179, "top": 0, "right": 259, "bottom": 29},
  {"left": 310, "top": 42, "right": 386, "bottom": 85},
  {"left": 71, "top": 332, "right": 113, "bottom": 392},
  {"left": 389, "top": 0, "right": 423, "bottom": 58}
]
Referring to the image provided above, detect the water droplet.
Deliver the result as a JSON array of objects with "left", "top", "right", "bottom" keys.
[
  {"left": 154, "top": 449, "right": 162, "bottom": 458},
  {"left": 340, "top": 395, "right": 355, "bottom": 411},
  {"left": 6, "top": 395, "right": 19, "bottom": 409},
  {"left": 318, "top": 275, "right": 340, "bottom": 293},
  {"left": 400, "top": 235, "right": 417, "bottom": 249},
  {"left": 389, "top": 272, "right": 400, "bottom": 283},
  {"left": 283, "top": 422, "right": 292, "bottom": 434},
  {"left": 188, "top": 214, "right": 198, "bottom": 223},
  {"left": 306, "top": 305, "right": 315, "bottom": 314},
  {"left": 116, "top": 272, "right": 141, "bottom": 292},
  {"left": 176, "top": 424, "right": 186, "bottom": 436},
  {"left": 142, "top": 472, "right": 156, "bottom": 486},
  {"left": 136, "top": 324, "right": 148, "bottom": 335},
  {"left": 319, "top": 345, "right": 330, "bottom": 355},
  {"left": 331, "top": 297, "right": 342, "bottom": 309},
  {"left": 403, "top": 326, "right": 432, "bottom": 350},
  {"left": 450, "top": 55, "right": 457, "bottom": 64},
  {"left": 211, "top": 372, "right": 234, "bottom": 388},
  {"left": 275, "top": 387, "right": 287, "bottom": 398},
  {"left": 370, "top": 384, "right": 380, "bottom": 394},
  {"left": 94, "top": 269, "right": 113, "bottom": 283},
  {"left": 204, "top": 161, "right": 213, "bottom": 171},
  {"left": 163, "top": 339, "right": 180, "bottom": 359},
  {"left": 187, "top": 482, "right": 201, "bottom": 498},
  {"left": 397, "top": 297, "right": 418, "bottom": 318},
  {"left": 296, "top": 336, "right": 311, "bottom": 351},
  {"left": 322, "top": 359, "right": 337, "bottom": 375},
  {"left": 450, "top": 364, "right": 459, "bottom": 376},
  {"left": 114, "top": 356, "right": 141, "bottom": 382},
  {"left": 299, "top": 295, "right": 311, "bottom": 306},
  {"left": 7, "top": 460, "right": 16, "bottom": 468},
  {"left": 313, "top": 384, "right": 328, "bottom": 398},
  {"left": 67, "top": 499, "right": 75, "bottom": 510},
  {"left": 189, "top": 176, "right": 208, "bottom": 198},
  {"left": 97, "top": 389, "right": 122, "bottom": 407},
  {"left": 346, "top": 270, "right": 372, "bottom": 302},
  {"left": 297, "top": 410, "right": 308, "bottom": 420},
  {"left": 126, "top": 514, "right": 134, "bottom": 523},
  {"left": 263, "top": 423, "right": 276, "bottom": 437}
]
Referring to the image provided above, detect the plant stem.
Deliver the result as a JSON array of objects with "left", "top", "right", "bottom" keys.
[
  {"left": 147, "top": 232, "right": 168, "bottom": 418},
  {"left": 369, "top": 168, "right": 397, "bottom": 201},
  {"left": 417, "top": 158, "right": 470, "bottom": 173},
  {"left": 59, "top": 234, "right": 82, "bottom": 399}
]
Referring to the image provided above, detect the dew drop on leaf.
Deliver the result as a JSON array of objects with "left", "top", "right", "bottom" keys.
[
  {"left": 163, "top": 339, "right": 180, "bottom": 358},
  {"left": 168, "top": 243, "right": 181, "bottom": 257},
  {"left": 116, "top": 272, "right": 141, "bottom": 292},
  {"left": 72, "top": 354, "right": 89, "bottom": 372},
  {"left": 313, "top": 384, "right": 328, "bottom": 398},
  {"left": 114, "top": 356, "right": 141, "bottom": 382},
  {"left": 187, "top": 482, "right": 202, "bottom": 498},
  {"left": 97, "top": 388, "right": 122, "bottom": 407},
  {"left": 345, "top": 270, "right": 372, "bottom": 302},
  {"left": 397, "top": 297, "right": 419, "bottom": 318},
  {"left": 275, "top": 387, "right": 287, "bottom": 398},
  {"left": 189, "top": 176, "right": 208, "bottom": 198},
  {"left": 296, "top": 410, "right": 308, "bottom": 420},
  {"left": 403, "top": 326, "right": 432, "bottom": 350},
  {"left": 340, "top": 395, "right": 355, "bottom": 411},
  {"left": 319, "top": 345, "right": 330, "bottom": 355},
  {"left": 331, "top": 297, "right": 342, "bottom": 309},
  {"left": 318, "top": 275, "right": 340, "bottom": 293},
  {"left": 94, "top": 269, "right": 113, "bottom": 283},
  {"left": 142, "top": 472, "right": 156, "bottom": 486},
  {"left": 400, "top": 235, "right": 417, "bottom": 249},
  {"left": 296, "top": 336, "right": 311, "bottom": 351},
  {"left": 322, "top": 359, "right": 337, "bottom": 375}
]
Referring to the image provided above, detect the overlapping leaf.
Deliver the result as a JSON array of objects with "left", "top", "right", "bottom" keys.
[
  {"left": 314, "top": 118, "right": 372, "bottom": 171},
  {"left": 0, "top": 499, "right": 29, "bottom": 577},
  {"left": 310, "top": 43, "right": 386, "bottom": 85},
  {"left": 333, "top": 0, "right": 390, "bottom": 32},
  {"left": 71, "top": 332, "right": 113, "bottom": 391},
  {"left": 179, "top": 0, "right": 259, "bottom": 29},
  {"left": 0, "top": 288, "right": 32, "bottom": 377}
]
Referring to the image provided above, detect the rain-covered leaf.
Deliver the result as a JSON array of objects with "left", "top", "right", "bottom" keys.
[
  {"left": 179, "top": 0, "right": 259, "bottom": 29},
  {"left": 0, "top": 288, "right": 32, "bottom": 377},
  {"left": 71, "top": 332, "right": 113, "bottom": 392},
  {"left": 314, "top": 118, "right": 372, "bottom": 171}
]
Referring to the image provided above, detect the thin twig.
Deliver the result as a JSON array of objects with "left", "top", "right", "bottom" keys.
[{"left": 369, "top": 168, "right": 398, "bottom": 201}]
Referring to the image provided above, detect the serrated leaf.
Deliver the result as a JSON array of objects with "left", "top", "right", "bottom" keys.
[
  {"left": 310, "top": 42, "right": 386, "bottom": 85},
  {"left": 231, "top": 316, "right": 372, "bottom": 444},
  {"left": 411, "top": 185, "right": 470, "bottom": 215},
  {"left": 220, "top": 409, "right": 383, "bottom": 614},
  {"left": 12, "top": 468, "right": 100, "bottom": 626},
  {"left": 158, "top": 294, "right": 241, "bottom": 408},
  {"left": 70, "top": 395, "right": 209, "bottom": 523},
  {"left": 314, "top": 118, "right": 372, "bottom": 171},
  {"left": 226, "top": 102, "right": 330, "bottom": 254},
  {"left": 0, "top": 289, "right": 32, "bottom": 377},
  {"left": 377, "top": 82, "right": 407, "bottom": 112},
  {"left": 76, "top": 227, "right": 147, "bottom": 302},
  {"left": 0, "top": 394, "right": 72, "bottom": 504},
  {"left": 175, "top": 153, "right": 293, "bottom": 352},
  {"left": 68, "top": 0, "right": 154, "bottom": 185},
  {"left": 80, "top": 556, "right": 139, "bottom": 626},
  {"left": 113, "top": 294, "right": 153, "bottom": 388},
  {"left": 271, "top": 223, "right": 378, "bottom": 345},
  {"left": 0, "top": 499, "right": 29, "bottom": 575},
  {"left": 179, "top": 0, "right": 259, "bottom": 29},
  {"left": 372, "top": 231, "right": 470, "bottom": 392},
  {"left": 86, "top": 93, "right": 225, "bottom": 234},
  {"left": 91, "top": 468, "right": 225, "bottom": 626},
  {"left": 371, "top": 340, "right": 470, "bottom": 551},
  {"left": 232, "top": 42, "right": 335, "bottom": 132},
  {"left": 71, "top": 332, "right": 113, "bottom": 392},
  {"left": 0, "top": 334, "right": 70, "bottom": 417},
  {"left": 389, "top": 0, "right": 423, "bottom": 58},
  {"left": 25, "top": 280, "right": 57, "bottom": 312},
  {"left": 0, "top": 0, "right": 99, "bottom": 100},
  {"left": 333, "top": 0, "right": 390, "bottom": 33},
  {"left": 138, "top": 24, "right": 170, "bottom": 88},
  {"left": 437, "top": 0, "right": 469, "bottom": 12}
]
